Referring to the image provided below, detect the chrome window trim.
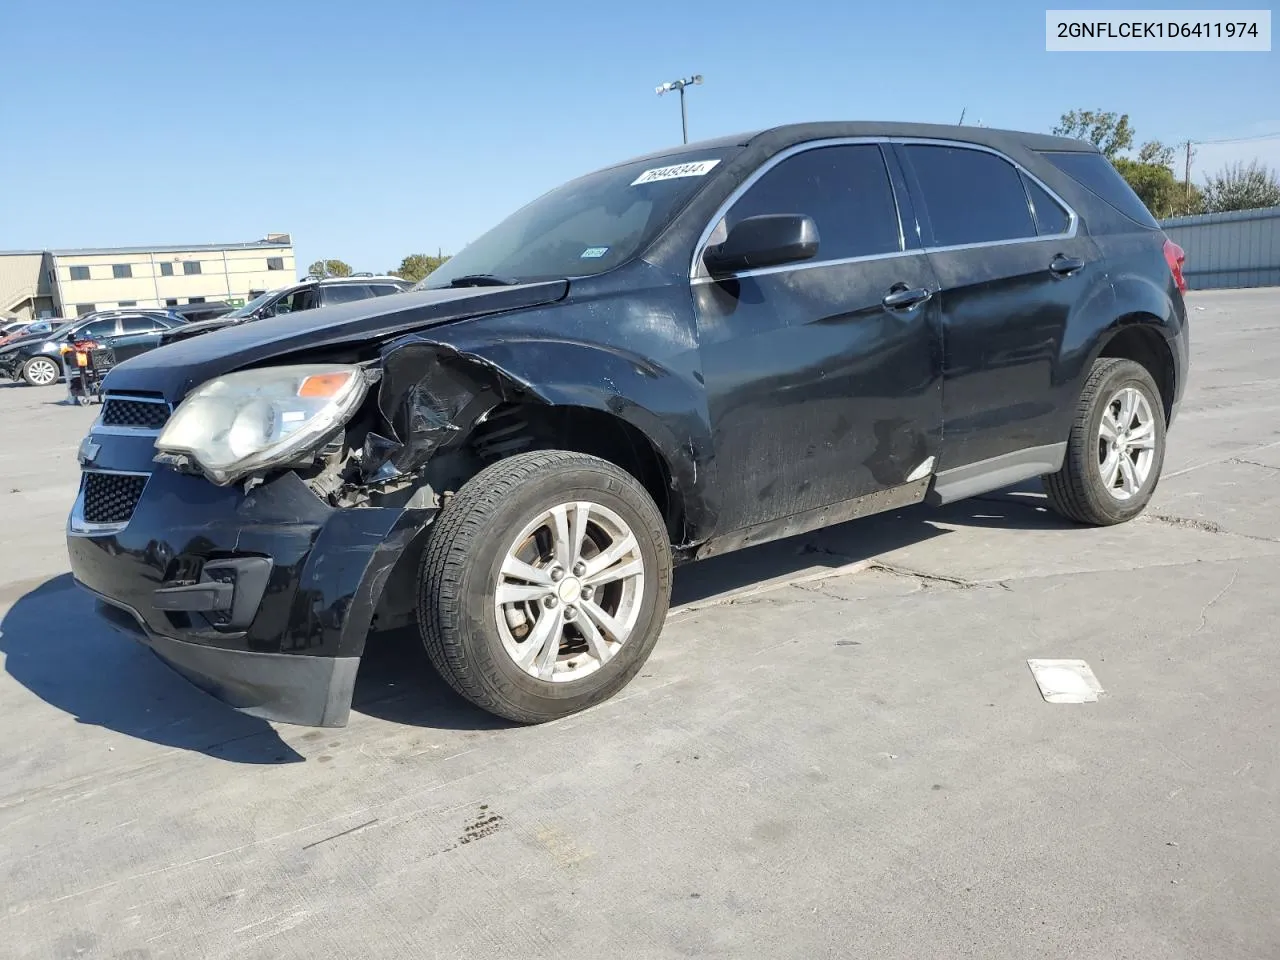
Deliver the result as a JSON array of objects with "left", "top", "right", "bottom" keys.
[
  {"left": 94, "top": 394, "right": 172, "bottom": 437},
  {"left": 68, "top": 467, "right": 153, "bottom": 537},
  {"left": 889, "top": 137, "right": 1079, "bottom": 247},
  {"left": 690, "top": 135, "right": 1080, "bottom": 284}
]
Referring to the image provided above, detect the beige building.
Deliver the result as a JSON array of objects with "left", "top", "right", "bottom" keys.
[{"left": 1, "top": 235, "right": 296, "bottom": 321}]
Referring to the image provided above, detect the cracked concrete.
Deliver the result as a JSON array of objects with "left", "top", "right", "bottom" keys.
[{"left": 2, "top": 288, "right": 1279, "bottom": 959}]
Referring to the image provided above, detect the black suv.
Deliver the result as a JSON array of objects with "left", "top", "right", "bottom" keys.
[
  {"left": 0, "top": 310, "right": 184, "bottom": 386},
  {"left": 67, "top": 122, "right": 1189, "bottom": 728},
  {"left": 159, "top": 274, "right": 411, "bottom": 344}
]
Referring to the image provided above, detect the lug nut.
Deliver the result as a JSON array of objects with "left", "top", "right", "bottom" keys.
[
  {"left": 544, "top": 596, "right": 558, "bottom": 608},
  {"left": 563, "top": 606, "right": 577, "bottom": 621},
  {"left": 572, "top": 561, "right": 586, "bottom": 577},
  {"left": 550, "top": 567, "right": 565, "bottom": 582},
  {"left": 581, "top": 586, "right": 594, "bottom": 601}
]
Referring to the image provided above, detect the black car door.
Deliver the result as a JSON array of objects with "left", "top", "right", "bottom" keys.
[
  {"left": 895, "top": 141, "right": 1108, "bottom": 485},
  {"left": 692, "top": 141, "right": 944, "bottom": 535}
]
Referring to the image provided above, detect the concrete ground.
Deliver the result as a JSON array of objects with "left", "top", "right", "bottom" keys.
[{"left": 1, "top": 288, "right": 1277, "bottom": 959}]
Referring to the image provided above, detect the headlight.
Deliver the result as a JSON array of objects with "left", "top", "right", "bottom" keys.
[{"left": 155, "top": 364, "right": 371, "bottom": 485}]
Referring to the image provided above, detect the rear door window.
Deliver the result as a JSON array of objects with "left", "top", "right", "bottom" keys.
[
  {"left": 321, "top": 284, "right": 375, "bottom": 305},
  {"left": 904, "top": 145, "right": 1037, "bottom": 246},
  {"left": 1038, "top": 150, "right": 1160, "bottom": 227},
  {"left": 721, "top": 143, "right": 902, "bottom": 261},
  {"left": 369, "top": 284, "right": 405, "bottom": 297},
  {"left": 120, "top": 316, "right": 165, "bottom": 334}
]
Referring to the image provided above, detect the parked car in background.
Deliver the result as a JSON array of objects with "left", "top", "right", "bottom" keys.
[
  {"left": 0, "top": 310, "right": 185, "bottom": 385},
  {"left": 162, "top": 301, "right": 235, "bottom": 324},
  {"left": 0, "top": 318, "right": 63, "bottom": 346},
  {"left": 158, "top": 274, "right": 411, "bottom": 344},
  {"left": 68, "top": 121, "right": 1188, "bottom": 729}
]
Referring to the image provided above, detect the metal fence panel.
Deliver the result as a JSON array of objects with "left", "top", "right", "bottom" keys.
[{"left": 1159, "top": 206, "right": 1280, "bottom": 290}]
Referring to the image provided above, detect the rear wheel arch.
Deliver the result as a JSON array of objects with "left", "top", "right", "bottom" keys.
[{"left": 1092, "top": 317, "right": 1177, "bottom": 423}]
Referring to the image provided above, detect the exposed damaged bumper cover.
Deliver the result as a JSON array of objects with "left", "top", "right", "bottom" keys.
[{"left": 67, "top": 467, "right": 435, "bottom": 726}]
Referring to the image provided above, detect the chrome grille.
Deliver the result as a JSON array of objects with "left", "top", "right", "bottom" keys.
[
  {"left": 101, "top": 397, "right": 169, "bottom": 430},
  {"left": 82, "top": 473, "right": 148, "bottom": 524}
]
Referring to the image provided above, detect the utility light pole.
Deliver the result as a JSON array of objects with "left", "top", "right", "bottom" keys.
[{"left": 656, "top": 74, "right": 703, "bottom": 144}]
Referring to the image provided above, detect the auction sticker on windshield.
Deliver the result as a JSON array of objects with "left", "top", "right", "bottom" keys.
[{"left": 631, "top": 159, "right": 721, "bottom": 185}]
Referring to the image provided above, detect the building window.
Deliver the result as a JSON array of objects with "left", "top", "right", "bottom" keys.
[
  {"left": 69, "top": 266, "right": 90, "bottom": 281},
  {"left": 267, "top": 257, "right": 285, "bottom": 271},
  {"left": 160, "top": 262, "right": 174, "bottom": 277},
  {"left": 46, "top": 269, "right": 54, "bottom": 285},
  {"left": 188, "top": 296, "right": 206, "bottom": 304},
  {"left": 165, "top": 298, "right": 179, "bottom": 307},
  {"left": 112, "top": 264, "right": 133, "bottom": 279},
  {"left": 75, "top": 303, "right": 96, "bottom": 315},
  {"left": 183, "top": 261, "right": 202, "bottom": 275},
  {"left": 118, "top": 301, "right": 137, "bottom": 307}
]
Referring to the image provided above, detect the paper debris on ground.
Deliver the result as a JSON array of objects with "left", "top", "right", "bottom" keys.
[{"left": 1027, "top": 659, "right": 1105, "bottom": 703}]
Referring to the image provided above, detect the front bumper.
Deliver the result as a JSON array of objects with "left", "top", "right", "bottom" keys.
[
  {"left": 67, "top": 464, "right": 433, "bottom": 726},
  {"left": 87, "top": 586, "right": 361, "bottom": 726}
]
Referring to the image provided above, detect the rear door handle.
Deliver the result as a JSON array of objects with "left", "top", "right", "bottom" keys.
[
  {"left": 1049, "top": 255, "right": 1086, "bottom": 277},
  {"left": 882, "top": 285, "right": 933, "bottom": 311}
]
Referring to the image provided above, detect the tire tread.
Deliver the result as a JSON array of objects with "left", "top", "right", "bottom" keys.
[{"left": 416, "top": 449, "right": 669, "bottom": 723}]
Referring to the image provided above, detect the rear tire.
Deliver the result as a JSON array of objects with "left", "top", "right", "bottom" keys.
[
  {"left": 417, "top": 450, "right": 672, "bottom": 723},
  {"left": 1043, "top": 357, "right": 1166, "bottom": 525}
]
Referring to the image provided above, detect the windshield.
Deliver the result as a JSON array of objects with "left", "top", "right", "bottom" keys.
[
  {"left": 221, "top": 289, "right": 282, "bottom": 320},
  {"left": 418, "top": 148, "right": 740, "bottom": 289}
]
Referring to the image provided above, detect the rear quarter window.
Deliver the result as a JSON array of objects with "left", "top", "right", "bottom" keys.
[{"left": 1037, "top": 151, "right": 1159, "bottom": 228}]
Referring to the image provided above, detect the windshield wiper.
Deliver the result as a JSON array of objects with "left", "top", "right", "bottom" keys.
[{"left": 442, "top": 274, "right": 520, "bottom": 288}]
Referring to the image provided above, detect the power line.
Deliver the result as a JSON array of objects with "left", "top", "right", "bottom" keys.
[{"left": 1192, "top": 131, "right": 1280, "bottom": 145}]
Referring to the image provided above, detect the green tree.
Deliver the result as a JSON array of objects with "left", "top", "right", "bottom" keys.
[
  {"left": 1112, "top": 156, "right": 1203, "bottom": 219},
  {"left": 1202, "top": 161, "right": 1280, "bottom": 213},
  {"left": 1052, "top": 112, "right": 1203, "bottom": 218},
  {"left": 1053, "top": 109, "right": 1134, "bottom": 159},
  {"left": 391, "top": 253, "right": 451, "bottom": 283},
  {"left": 307, "top": 259, "right": 352, "bottom": 278}
]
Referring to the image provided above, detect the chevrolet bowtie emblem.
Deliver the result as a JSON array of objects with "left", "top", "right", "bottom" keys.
[{"left": 78, "top": 437, "right": 101, "bottom": 466}]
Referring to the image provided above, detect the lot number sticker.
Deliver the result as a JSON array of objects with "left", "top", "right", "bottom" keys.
[{"left": 631, "top": 159, "right": 721, "bottom": 185}]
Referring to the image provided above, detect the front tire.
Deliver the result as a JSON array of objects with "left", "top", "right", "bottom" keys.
[
  {"left": 22, "top": 356, "right": 60, "bottom": 387},
  {"left": 418, "top": 450, "right": 672, "bottom": 723},
  {"left": 1043, "top": 357, "right": 1166, "bottom": 525}
]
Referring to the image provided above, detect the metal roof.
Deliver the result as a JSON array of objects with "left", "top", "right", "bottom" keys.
[{"left": 44, "top": 239, "right": 292, "bottom": 257}]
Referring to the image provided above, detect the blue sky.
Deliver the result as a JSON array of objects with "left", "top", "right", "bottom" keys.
[{"left": 2, "top": 0, "right": 1276, "bottom": 273}]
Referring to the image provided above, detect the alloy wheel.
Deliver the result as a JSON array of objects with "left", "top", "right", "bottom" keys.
[
  {"left": 1097, "top": 386, "right": 1157, "bottom": 500},
  {"left": 494, "top": 500, "right": 646, "bottom": 683},
  {"left": 26, "top": 358, "right": 59, "bottom": 386}
]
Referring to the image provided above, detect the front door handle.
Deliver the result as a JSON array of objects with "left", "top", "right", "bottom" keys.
[
  {"left": 882, "top": 285, "right": 932, "bottom": 311},
  {"left": 1049, "top": 254, "right": 1086, "bottom": 277}
]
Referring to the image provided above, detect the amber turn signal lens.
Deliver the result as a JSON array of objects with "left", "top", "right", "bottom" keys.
[{"left": 297, "top": 371, "right": 352, "bottom": 398}]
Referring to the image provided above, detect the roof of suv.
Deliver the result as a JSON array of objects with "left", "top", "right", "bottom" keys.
[{"left": 613, "top": 122, "right": 1098, "bottom": 170}]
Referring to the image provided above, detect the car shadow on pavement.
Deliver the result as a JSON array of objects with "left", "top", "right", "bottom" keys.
[
  {"left": 671, "top": 479, "right": 1071, "bottom": 607},
  {"left": 353, "top": 627, "right": 518, "bottom": 731},
  {"left": 0, "top": 575, "right": 303, "bottom": 764}
]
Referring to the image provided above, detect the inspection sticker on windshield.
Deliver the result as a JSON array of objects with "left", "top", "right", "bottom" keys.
[
  {"left": 580, "top": 246, "right": 610, "bottom": 259},
  {"left": 631, "top": 159, "right": 720, "bottom": 185}
]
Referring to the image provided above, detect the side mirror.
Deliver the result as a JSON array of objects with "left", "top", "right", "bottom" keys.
[{"left": 702, "top": 214, "right": 820, "bottom": 276}]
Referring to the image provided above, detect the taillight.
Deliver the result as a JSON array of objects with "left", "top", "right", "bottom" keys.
[{"left": 1163, "top": 238, "right": 1187, "bottom": 294}]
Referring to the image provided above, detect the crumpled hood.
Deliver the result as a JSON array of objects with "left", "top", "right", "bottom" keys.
[{"left": 102, "top": 281, "right": 569, "bottom": 402}]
